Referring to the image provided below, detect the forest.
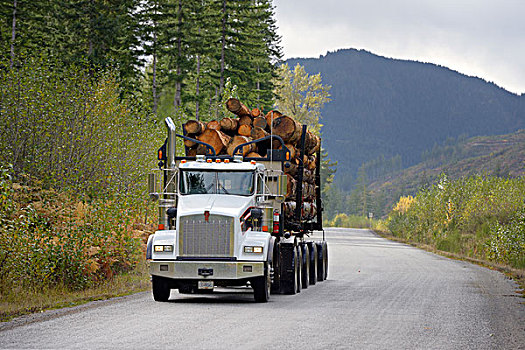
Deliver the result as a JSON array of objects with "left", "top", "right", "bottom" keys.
[{"left": 0, "top": 0, "right": 296, "bottom": 319}]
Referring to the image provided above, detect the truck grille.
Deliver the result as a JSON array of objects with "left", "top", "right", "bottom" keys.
[{"left": 179, "top": 214, "right": 234, "bottom": 257}]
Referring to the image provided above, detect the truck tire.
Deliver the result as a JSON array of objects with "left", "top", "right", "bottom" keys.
[
  {"left": 316, "top": 242, "right": 326, "bottom": 282},
  {"left": 281, "top": 246, "right": 298, "bottom": 295},
  {"left": 253, "top": 263, "right": 271, "bottom": 302},
  {"left": 152, "top": 276, "right": 171, "bottom": 302},
  {"left": 270, "top": 243, "right": 281, "bottom": 294},
  {"left": 296, "top": 246, "right": 302, "bottom": 294},
  {"left": 308, "top": 242, "right": 317, "bottom": 285},
  {"left": 323, "top": 242, "right": 328, "bottom": 280},
  {"left": 301, "top": 243, "right": 310, "bottom": 289}
]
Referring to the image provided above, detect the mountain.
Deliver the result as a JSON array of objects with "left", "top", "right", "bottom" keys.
[{"left": 287, "top": 49, "right": 525, "bottom": 188}]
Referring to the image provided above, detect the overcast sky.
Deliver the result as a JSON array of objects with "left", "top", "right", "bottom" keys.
[{"left": 273, "top": 0, "right": 525, "bottom": 95}]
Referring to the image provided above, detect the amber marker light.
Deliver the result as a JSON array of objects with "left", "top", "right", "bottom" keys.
[
  {"left": 250, "top": 160, "right": 256, "bottom": 165},
  {"left": 224, "top": 159, "right": 230, "bottom": 163},
  {"left": 207, "top": 159, "right": 212, "bottom": 163}
]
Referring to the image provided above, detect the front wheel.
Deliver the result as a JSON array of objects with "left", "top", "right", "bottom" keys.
[
  {"left": 253, "top": 264, "right": 271, "bottom": 302},
  {"left": 152, "top": 275, "right": 171, "bottom": 302}
]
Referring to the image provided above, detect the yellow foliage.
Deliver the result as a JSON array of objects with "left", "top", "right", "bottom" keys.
[{"left": 393, "top": 195, "right": 415, "bottom": 214}]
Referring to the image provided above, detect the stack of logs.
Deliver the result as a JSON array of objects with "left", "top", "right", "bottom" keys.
[{"left": 183, "top": 98, "right": 321, "bottom": 222}]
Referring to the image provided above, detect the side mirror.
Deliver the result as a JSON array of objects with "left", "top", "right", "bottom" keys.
[
  {"left": 166, "top": 207, "right": 177, "bottom": 229},
  {"left": 148, "top": 173, "right": 159, "bottom": 201}
]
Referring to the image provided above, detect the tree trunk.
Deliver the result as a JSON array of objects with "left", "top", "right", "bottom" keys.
[
  {"left": 220, "top": 117, "right": 239, "bottom": 132},
  {"left": 195, "top": 28, "right": 201, "bottom": 120},
  {"left": 251, "top": 108, "right": 261, "bottom": 117},
  {"left": 184, "top": 120, "right": 205, "bottom": 134},
  {"left": 219, "top": 0, "right": 226, "bottom": 97},
  {"left": 251, "top": 126, "right": 269, "bottom": 140},
  {"left": 227, "top": 135, "right": 255, "bottom": 156},
  {"left": 174, "top": 0, "right": 183, "bottom": 111},
  {"left": 206, "top": 120, "right": 221, "bottom": 131},
  {"left": 10, "top": 0, "right": 17, "bottom": 69},
  {"left": 226, "top": 98, "right": 251, "bottom": 117},
  {"left": 272, "top": 115, "right": 302, "bottom": 144},
  {"left": 238, "top": 124, "right": 252, "bottom": 137},
  {"left": 238, "top": 115, "right": 252, "bottom": 126},
  {"left": 253, "top": 116, "right": 267, "bottom": 129},
  {"left": 197, "top": 129, "right": 231, "bottom": 155},
  {"left": 265, "top": 110, "right": 282, "bottom": 130}
]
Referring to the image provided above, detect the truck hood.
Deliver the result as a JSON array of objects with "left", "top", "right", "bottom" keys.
[{"left": 177, "top": 194, "right": 254, "bottom": 218}]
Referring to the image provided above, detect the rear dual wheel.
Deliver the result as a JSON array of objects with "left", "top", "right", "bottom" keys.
[
  {"left": 308, "top": 242, "right": 318, "bottom": 285},
  {"left": 301, "top": 244, "right": 310, "bottom": 289},
  {"left": 281, "top": 245, "right": 300, "bottom": 295},
  {"left": 317, "top": 241, "right": 328, "bottom": 281}
]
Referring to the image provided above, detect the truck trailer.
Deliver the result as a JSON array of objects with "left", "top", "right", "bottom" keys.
[{"left": 146, "top": 116, "right": 327, "bottom": 302}]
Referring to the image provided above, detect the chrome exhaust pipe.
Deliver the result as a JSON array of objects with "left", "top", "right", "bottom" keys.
[{"left": 165, "top": 117, "right": 177, "bottom": 170}]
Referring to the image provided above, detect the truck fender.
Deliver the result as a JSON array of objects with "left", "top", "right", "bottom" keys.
[
  {"left": 146, "top": 234, "right": 155, "bottom": 260},
  {"left": 267, "top": 236, "right": 276, "bottom": 264}
]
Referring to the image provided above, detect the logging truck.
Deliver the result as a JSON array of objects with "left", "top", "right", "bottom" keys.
[{"left": 146, "top": 101, "right": 327, "bottom": 302}]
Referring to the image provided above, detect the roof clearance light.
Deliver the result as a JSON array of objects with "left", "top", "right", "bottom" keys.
[
  {"left": 181, "top": 159, "right": 187, "bottom": 164},
  {"left": 224, "top": 159, "right": 230, "bottom": 163},
  {"left": 250, "top": 160, "right": 256, "bottom": 165},
  {"left": 216, "top": 159, "right": 221, "bottom": 163},
  {"left": 207, "top": 159, "right": 212, "bottom": 163}
]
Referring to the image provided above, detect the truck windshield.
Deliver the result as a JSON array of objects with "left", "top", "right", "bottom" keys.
[{"left": 180, "top": 171, "right": 255, "bottom": 196}]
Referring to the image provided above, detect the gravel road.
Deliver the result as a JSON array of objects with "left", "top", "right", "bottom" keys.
[{"left": 1, "top": 228, "right": 523, "bottom": 349}]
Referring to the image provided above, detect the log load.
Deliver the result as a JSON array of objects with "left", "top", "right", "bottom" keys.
[
  {"left": 283, "top": 201, "right": 317, "bottom": 221},
  {"left": 220, "top": 117, "right": 239, "bottom": 133},
  {"left": 180, "top": 98, "right": 322, "bottom": 226},
  {"left": 251, "top": 126, "right": 269, "bottom": 140},
  {"left": 197, "top": 129, "right": 231, "bottom": 155},
  {"left": 206, "top": 120, "right": 221, "bottom": 131},
  {"left": 227, "top": 135, "right": 256, "bottom": 156},
  {"left": 238, "top": 115, "right": 253, "bottom": 126},
  {"left": 238, "top": 124, "right": 252, "bottom": 137},
  {"left": 272, "top": 115, "right": 303, "bottom": 144},
  {"left": 265, "top": 110, "right": 283, "bottom": 129},
  {"left": 253, "top": 116, "right": 267, "bottom": 129},
  {"left": 184, "top": 137, "right": 198, "bottom": 148},
  {"left": 226, "top": 98, "right": 251, "bottom": 117},
  {"left": 184, "top": 120, "right": 205, "bottom": 135}
]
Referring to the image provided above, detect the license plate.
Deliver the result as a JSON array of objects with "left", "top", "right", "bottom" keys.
[{"left": 198, "top": 280, "right": 214, "bottom": 290}]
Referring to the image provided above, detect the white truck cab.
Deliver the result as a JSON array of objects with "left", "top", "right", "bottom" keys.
[{"left": 146, "top": 117, "right": 327, "bottom": 302}]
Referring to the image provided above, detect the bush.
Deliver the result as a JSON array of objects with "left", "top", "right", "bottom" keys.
[
  {"left": 0, "top": 55, "right": 160, "bottom": 293},
  {"left": 387, "top": 174, "right": 525, "bottom": 269},
  {"left": 0, "top": 167, "right": 153, "bottom": 292}
]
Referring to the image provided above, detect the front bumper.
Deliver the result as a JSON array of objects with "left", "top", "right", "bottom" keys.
[{"left": 149, "top": 260, "right": 264, "bottom": 280}]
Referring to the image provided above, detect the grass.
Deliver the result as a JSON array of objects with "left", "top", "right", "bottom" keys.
[{"left": 0, "top": 263, "right": 150, "bottom": 322}]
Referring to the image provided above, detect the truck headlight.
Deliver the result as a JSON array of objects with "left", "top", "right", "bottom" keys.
[
  {"left": 244, "top": 246, "right": 263, "bottom": 254},
  {"left": 154, "top": 245, "right": 173, "bottom": 252}
]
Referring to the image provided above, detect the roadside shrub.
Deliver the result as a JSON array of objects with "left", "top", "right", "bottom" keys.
[
  {"left": 0, "top": 170, "right": 153, "bottom": 292},
  {"left": 387, "top": 174, "right": 525, "bottom": 269},
  {"left": 487, "top": 208, "right": 525, "bottom": 268},
  {"left": 0, "top": 55, "right": 160, "bottom": 293}
]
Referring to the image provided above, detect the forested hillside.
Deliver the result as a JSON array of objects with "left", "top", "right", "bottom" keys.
[
  {"left": 287, "top": 49, "right": 525, "bottom": 188},
  {"left": 368, "top": 130, "right": 525, "bottom": 217}
]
